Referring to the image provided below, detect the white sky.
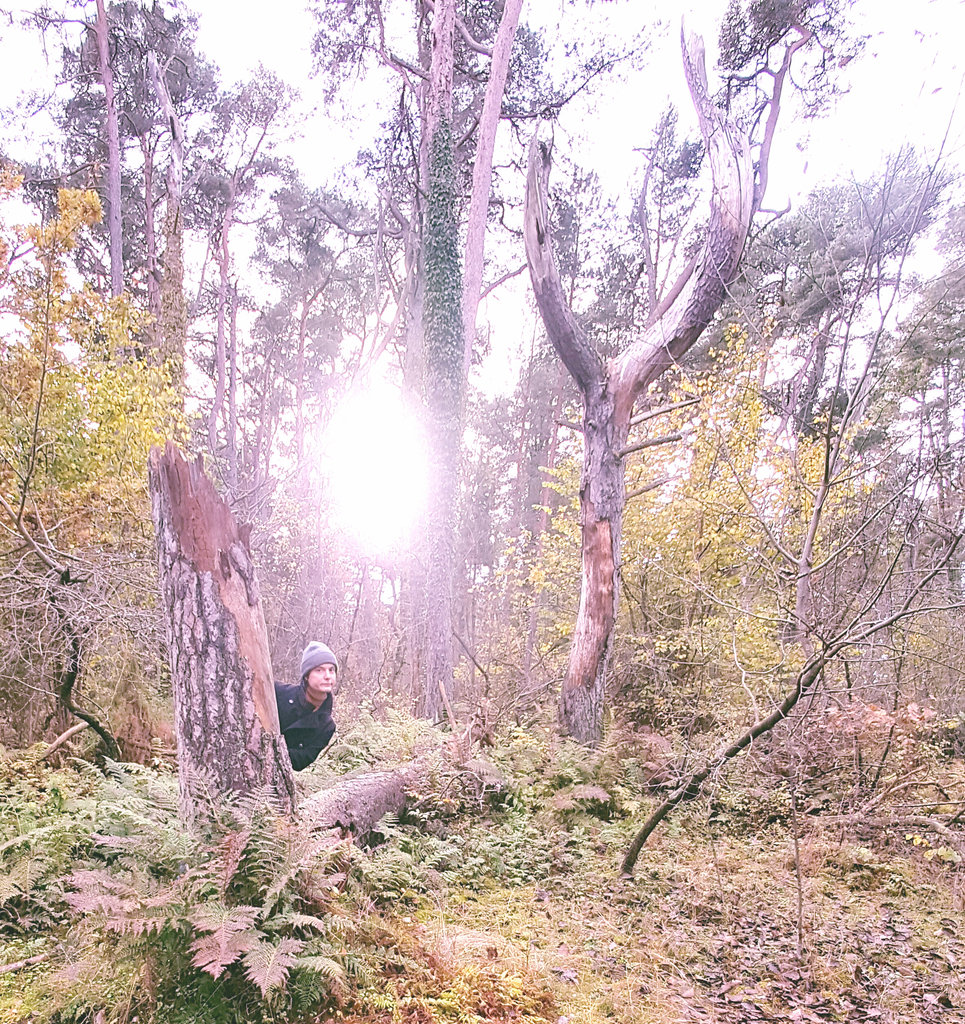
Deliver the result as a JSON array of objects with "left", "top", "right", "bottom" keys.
[
  {"left": 1, "top": 0, "right": 963, "bottom": 399},
  {"left": 1, "top": 0, "right": 961, "bottom": 217},
  {"left": 1, "top": 0, "right": 962, "bottom": 554},
  {"left": 185, "top": 0, "right": 965, "bottom": 206}
]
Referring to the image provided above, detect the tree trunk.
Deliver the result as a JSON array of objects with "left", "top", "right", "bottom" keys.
[
  {"left": 94, "top": 0, "right": 123, "bottom": 297},
  {"left": 524, "top": 31, "right": 763, "bottom": 745},
  {"left": 148, "top": 51, "right": 187, "bottom": 392},
  {"left": 420, "top": 0, "right": 462, "bottom": 721},
  {"left": 141, "top": 132, "right": 161, "bottom": 330},
  {"left": 461, "top": 0, "right": 524, "bottom": 375},
  {"left": 227, "top": 282, "right": 240, "bottom": 493},
  {"left": 148, "top": 442, "right": 295, "bottom": 823},
  {"left": 561, "top": 386, "right": 627, "bottom": 743}
]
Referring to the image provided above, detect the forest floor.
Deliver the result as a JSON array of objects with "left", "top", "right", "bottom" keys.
[
  {"left": 1, "top": 719, "right": 964, "bottom": 1024},
  {"left": 426, "top": 819, "right": 965, "bottom": 1023}
]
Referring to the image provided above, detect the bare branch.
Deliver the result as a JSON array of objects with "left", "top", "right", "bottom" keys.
[
  {"left": 617, "top": 432, "right": 683, "bottom": 460},
  {"left": 629, "top": 395, "right": 700, "bottom": 428},
  {"left": 523, "top": 136, "right": 603, "bottom": 393}
]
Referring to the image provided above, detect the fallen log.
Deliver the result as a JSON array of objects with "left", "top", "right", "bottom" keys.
[{"left": 299, "top": 759, "right": 429, "bottom": 835}]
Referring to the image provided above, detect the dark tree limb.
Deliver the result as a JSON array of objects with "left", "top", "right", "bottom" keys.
[
  {"left": 621, "top": 546, "right": 964, "bottom": 874},
  {"left": 621, "top": 656, "right": 828, "bottom": 876}
]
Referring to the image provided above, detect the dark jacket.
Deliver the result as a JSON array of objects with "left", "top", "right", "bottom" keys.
[{"left": 275, "top": 681, "right": 335, "bottom": 771}]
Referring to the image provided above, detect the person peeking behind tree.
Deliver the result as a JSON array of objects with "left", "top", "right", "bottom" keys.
[{"left": 275, "top": 641, "right": 338, "bottom": 770}]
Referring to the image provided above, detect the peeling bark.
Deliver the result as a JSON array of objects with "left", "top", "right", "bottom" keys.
[
  {"left": 148, "top": 443, "right": 295, "bottom": 823},
  {"left": 524, "top": 31, "right": 771, "bottom": 745}
]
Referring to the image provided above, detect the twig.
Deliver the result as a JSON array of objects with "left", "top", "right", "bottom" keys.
[
  {"left": 41, "top": 720, "right": 90, "bottom": 761},
  {"left": 0, "top": 952, "right": 50, "bottom": 974}
]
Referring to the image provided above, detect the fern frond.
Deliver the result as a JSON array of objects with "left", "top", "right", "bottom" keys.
[
  {"left": 187, "top": 901, "right": 260, "bottom": 935},
  {"left": 215, "top": 828, "right": 252, "bottom": 896},
  {"left": 294, "top": 954, "right": 347, "bottom": 994},
  {"left": 241, "top": 937, "right": 305, "bottom": 996},
  {"left": 281, "top": 912, "right": 329, "bottom": 932},
  {"left": 190, "top": 926, "right": 261, "bottom": 978}
]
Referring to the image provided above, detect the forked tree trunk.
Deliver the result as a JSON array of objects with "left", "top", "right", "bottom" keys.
[
  {"left": 148, "top": 443, "right": 295, "bottom": 822},
  {"left": 524, "top": 31, "right": 771, "bottom": 745}
]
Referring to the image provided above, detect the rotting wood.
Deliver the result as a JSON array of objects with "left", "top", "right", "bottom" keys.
[
  {"left": 300, "top": 760, "right": 429, "bottom": 836},
  {"left": 148, "top": 442, "right": 295, "bottom": 822}
]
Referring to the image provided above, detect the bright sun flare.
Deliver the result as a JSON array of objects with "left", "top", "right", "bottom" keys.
[{"left": 316, "top": 383, "right": 429, "bottom": 555}]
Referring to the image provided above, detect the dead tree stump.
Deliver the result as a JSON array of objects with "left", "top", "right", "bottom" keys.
[{"left": 148, "top": 442, "right": 295, "bottom": 822}]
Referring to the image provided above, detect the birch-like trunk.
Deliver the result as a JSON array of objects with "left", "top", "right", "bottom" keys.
[
  {"left": 148, "top": 443, "right": 295, "bottom": 823},
  {"left": 94, "top": 0, "right": 123, "bottom": 297},
  {"left": 148, "top": 52, "right": 187, "bottom": 391}
]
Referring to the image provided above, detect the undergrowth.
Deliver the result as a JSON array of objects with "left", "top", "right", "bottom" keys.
[{"left": 2, "top": 708, "right": 964, "bottom": 1023}]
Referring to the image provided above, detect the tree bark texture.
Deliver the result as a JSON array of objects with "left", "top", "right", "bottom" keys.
[
  {"left": 300, "top": 760, "right": 428, "bottom": 836},
  {"left": 523, "top": 31, "right": 760, "bottom": 745},
  {"left": 148, "top": 51, "right": 187, "bottom": 391},
  {"left": 94, "top": 0, "right": 124, "bottom": 297},
  {"left": 148, "top": 442, "right": 295, "bottom": 822},
  {"left": 560, "top": 386, "right": 626, "bottom": 744}
]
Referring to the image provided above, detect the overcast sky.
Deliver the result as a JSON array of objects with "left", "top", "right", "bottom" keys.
[
  {"left": 1, "top": 0, "right": 962, "bottom": 205},
  {"left": 183, "top": 0, "right": 965, "bottom": 207}
]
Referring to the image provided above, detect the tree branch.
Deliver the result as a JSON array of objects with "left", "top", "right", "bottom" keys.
[
  {"left": 610, "top": 28, "right": 758, "bottom": 414},
  {"left": 617, "top": 432, "right": 683, "bottom": 460},
  {"left": 523, "top": 136, "right": 603, "bottom": 393}
]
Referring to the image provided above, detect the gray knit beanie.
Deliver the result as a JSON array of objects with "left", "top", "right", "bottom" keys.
[{"left": 300, "top": 641, "right": 339, "bottom": 679}]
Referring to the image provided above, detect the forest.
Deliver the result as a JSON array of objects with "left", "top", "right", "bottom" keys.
[{"left": 1, "top": 0, "right": 964, "bottom": 1021}]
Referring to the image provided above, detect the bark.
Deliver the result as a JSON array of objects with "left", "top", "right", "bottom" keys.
[
  {"left": 461, "top": 0, "right": 524, "bottom": 375},
  {"left": 560, "top": 386, "right": 626, "bottom": 744},
  {"left": 299, "top": 760, "right": 428, "bottom": 835},
  {"left": 523, "top": 31, "right": 761, "bottom": 745},
  {"left": 148, "top": 442, "right": 295, "bottom": 823},
  {"left": 94, "top": 0, "right": 123, "bottom": 297}
]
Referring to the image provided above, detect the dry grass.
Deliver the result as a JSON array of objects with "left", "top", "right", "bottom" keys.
[{"left": 433, "top": 818, "right": 965, "bottom": 1024}]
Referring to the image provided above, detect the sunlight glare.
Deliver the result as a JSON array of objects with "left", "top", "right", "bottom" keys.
[{"left": 317, "top": 382, "right": 428, "bottom": 555}]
